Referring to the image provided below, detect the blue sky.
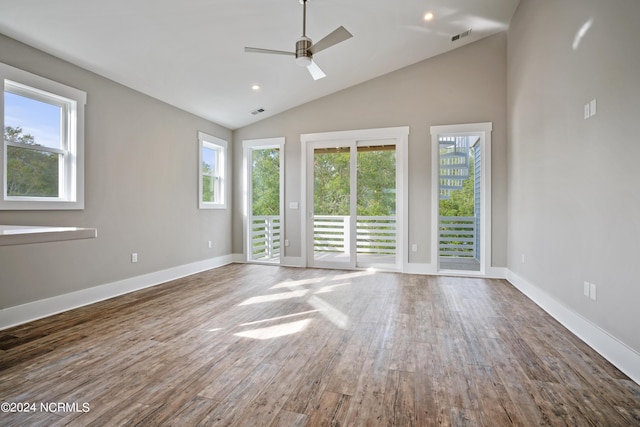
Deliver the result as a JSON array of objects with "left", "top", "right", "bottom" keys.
[
  {"left": 4, "top": 91, "right": 61, "bottom": 149},
  {"left": 202, "top": 145, "right": 216, "bottom": 170}
]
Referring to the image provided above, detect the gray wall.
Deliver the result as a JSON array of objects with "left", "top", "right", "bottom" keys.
[
  {"left": 507, "top": 0, "right": 640, "bottom": 352},
  {"left": 233, "top": 33, "right": 509, "bottom": 267},
  {"left": 0, "top": 34, "right": 232, "bottom": 309}
]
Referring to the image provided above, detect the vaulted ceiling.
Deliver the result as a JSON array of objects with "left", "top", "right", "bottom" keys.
[{"left": 0, "top": 0, "right": 519, "bottom": 129}]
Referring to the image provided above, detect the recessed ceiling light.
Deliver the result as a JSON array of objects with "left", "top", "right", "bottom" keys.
[
  {"left": 251, "top": 84, "right": 261, "bottom": 91},
  {"left": 424, "top": 12, "right": 434, "bottom": 21}
]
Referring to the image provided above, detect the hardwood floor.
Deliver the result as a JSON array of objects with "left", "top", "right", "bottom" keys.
[{"left": 1, "top": 264, "right": 639, "bottom": 426}]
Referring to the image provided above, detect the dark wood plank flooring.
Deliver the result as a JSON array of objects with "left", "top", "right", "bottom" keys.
[{"left": 1, "top": 264, "right": 639, "bottom": 426}]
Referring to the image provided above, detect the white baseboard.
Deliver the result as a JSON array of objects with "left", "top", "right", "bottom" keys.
[
  {"left": 0, "top": 255, "right": 234, "bottom": 331},
  {"left": 280, "top": 256, "right": 304, "bottom": 267},
  {"left": 403, "top": 262, "right": 506, "bottom": 279},
  {"left": 403, "top": 262, "right": 436, "bottom": 275},
  {"left": 232, "top": 253, "right": 246, "bottom": 263},
  {"left": 506, "top": 270, "right": 640, "bottom": 385}
]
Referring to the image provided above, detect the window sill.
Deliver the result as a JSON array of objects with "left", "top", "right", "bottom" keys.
[{"left": 0, "top": 225, "right": 97, "bottom": 246}]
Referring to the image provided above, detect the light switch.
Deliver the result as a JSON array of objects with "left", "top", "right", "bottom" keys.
[
  {"left": 590, "top": 99, "right": 597, "bottom": 116},
  {"left": 584, "top": 103, "right": 590, "bottom": 119},
  {"left": 289, "top": 202, "right": 299, "bottom": 209}
]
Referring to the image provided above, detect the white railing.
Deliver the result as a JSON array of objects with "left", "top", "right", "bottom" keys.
[
  {"left": 357, "top": 216, "right": 397, "bottom": 255},
  {"left": 313, "top": 215, "right": 396, "bottom": 255},
  {"left": 439, "top": 216, "right": 476, "bottom": 258},
  {"left": 251, "top": 216, "right": 281, "bottom": 260},
  {"left": 253, "top": 215, "right": 471, "bottom": 261},
  {"left": 313, "top": 215, "right": 349, "bottom": 253}
]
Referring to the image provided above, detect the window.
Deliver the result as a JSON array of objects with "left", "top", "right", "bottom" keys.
[
  {"left": 1, "top": 62, "right": 86, "bottom": 210},
  {"left": 198, "top": 131, "right": 227, "bottom": 209}
]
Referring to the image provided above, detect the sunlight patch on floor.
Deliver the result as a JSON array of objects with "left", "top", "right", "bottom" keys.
[
  {"left": 314, "top": 281, "right": 352, "bottom": 294},
  {"left": 234, "top": 319, "right": 312, "bottom": 340},
  {"left": 331, "top": 270, "right": 376, "bottom": 280},
  {"left": 307, "top": 295, "right": 351, "bottom": 330},
  {"left": 240, "top": 310, "right": 319, "bottom": 327},
  {"left": 238, "top": 289, "right": 309, "bottom": 306},
  {"left": 269, "top": 277, "right": 326, "bottom": 289}
]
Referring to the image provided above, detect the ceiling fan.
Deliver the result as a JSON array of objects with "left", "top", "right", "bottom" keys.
[{"left": 244, "top": 0, "right": 353, "bottom": 80}]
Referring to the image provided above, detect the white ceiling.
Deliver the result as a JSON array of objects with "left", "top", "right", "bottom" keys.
[{"left": 0, "top": 0, "right": 519, "bottom": 130}]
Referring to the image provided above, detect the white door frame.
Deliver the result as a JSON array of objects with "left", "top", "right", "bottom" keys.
[
  {"left": 301, "top": 127, "right": 409, "bottom": 271},
  {"left": 242, "top": 137, "right": 285, "bottom": 264},
  {"left": 430, "top": 122, "right": 492, "bottom": 275}
]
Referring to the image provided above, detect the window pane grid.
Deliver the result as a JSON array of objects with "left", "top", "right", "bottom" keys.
[
  {"left": 1, "top": 62, "right": 86, "bottom": 209},
  {"left": 198, "top": 132, "right": 227, "bottom": 208}
]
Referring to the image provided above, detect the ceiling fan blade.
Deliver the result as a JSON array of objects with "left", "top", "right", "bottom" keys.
[
  {"left": 244, "top": 47, "right": 295, "bottom": 56},
  {"left": 309, "top": 26, "right": 353, "bottom": 55},
  {"left": 307, "top": 60, "right": 326, "bottom": 80}
]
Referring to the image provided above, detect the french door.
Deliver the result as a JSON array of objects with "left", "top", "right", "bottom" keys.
[
  {"left": 243, "top": 138, "right": 285, "bottom": 264},
  {"left": 303, "top": 128, "right": 407, "bottom": 270},
  {"left": 430, "top": 123, "right": 492, "bottom": 274}
]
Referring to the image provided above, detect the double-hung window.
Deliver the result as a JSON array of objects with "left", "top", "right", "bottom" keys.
[
  {"left": 198, "top": 131, "right": 227, "bottom": 209},
  {"left": 1, "top": 62, "right": 86, "bottom": 210}
]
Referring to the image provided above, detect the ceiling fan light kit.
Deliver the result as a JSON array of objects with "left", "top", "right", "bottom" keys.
[
  {"left": 295, "top": 37, "right": 313, "bottom": 67},
  {"left": 245, "top": 0, "right": 353, "bottom": 80}
]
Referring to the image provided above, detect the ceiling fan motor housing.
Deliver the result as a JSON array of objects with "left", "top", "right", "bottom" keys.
[{"left": 295, "top": 37, "right": 313, "bottom": 66}]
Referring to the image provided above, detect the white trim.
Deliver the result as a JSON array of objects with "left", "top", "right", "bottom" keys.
[
  {"left": 300, "top": 126, "right": 409, "bottom": 270},
  {"left": 1, "top": 62, "right": 86, "bottom": 210},
  {"left": 232, "top": 253, "right": 246, "bottom": 263},
  {"left": 198, "top": 131, "right": 228, "bottom": 209},
  {"left": 0, "top": 255, "right": 233, "bottom": 331},
  {"left": 280, "top": 256, "right": 304, "bottom": 267},
  {"left": 403, "top": 262, "right": 506, "bottom": 279},
  {"left": 242, "top": 137, "right": 285, "bottom": 264},
  {"left": 402, "top": 262, "right": 437, "bottom": 275},
  {"left": 506, "top": 270, "right": 640, "bottom": 385},
  {"left": 430, "top": 122, "right": 492, "bottom": 275}
]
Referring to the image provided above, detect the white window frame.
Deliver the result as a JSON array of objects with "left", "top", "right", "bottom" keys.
[
  {"left": 300, "top": 126, "right": 409, "bottom": 271},
  {"left": 1, "top": 62, "right": 86, "bottom": 210},
  {"left": 198, "top": 131, "right": 227, "bottom": 209},
  {"left": 242, "top": 137, "right": 285, "bottom": 263},
  {"left": 430, "top": 122, "right": 492, "bottom": 275}
]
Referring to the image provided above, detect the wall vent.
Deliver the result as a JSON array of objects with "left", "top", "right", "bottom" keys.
[
  {"left": 251, "top": 108, "right": 265, "bottom": 115},
  {"left": 451, "top": 29, "right": 471, "bottom": 42}
]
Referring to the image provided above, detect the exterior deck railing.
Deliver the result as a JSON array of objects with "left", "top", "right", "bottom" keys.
[
  {"left": 251, "top": 215, "right": 477, "bottom": 261},
  {"left": 313, "top": 215, "right": 397, "bottom": 255},
  {"left": 439, "top": 216, "right": 476, "bottom": 258},
  {"left": 251, "top": 216, "right": 281, "bottom": 260}
]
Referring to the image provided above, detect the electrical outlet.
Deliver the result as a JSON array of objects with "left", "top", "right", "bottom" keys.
[
  {"left": 285, "top": 239, "right": 290, "bottom": 247},
  {"left": 208, "top": 240, "right": 212, "bottom": 249},
  {"left": 411, "top": 244, "right": 418, "bottom": 252},
  {"left": 131, "top": 253, "right": 138, "bottom": 263}
]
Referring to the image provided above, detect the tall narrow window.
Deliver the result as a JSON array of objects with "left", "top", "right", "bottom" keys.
[
  {"left": 243, "top": 137, "right": 285, "bottom": 263},
  {"left": 1, "top": 62, "right": 86, "bottom": 210},
  {"left": 198, "top": 132, "right": 227, "bottom": 209}
]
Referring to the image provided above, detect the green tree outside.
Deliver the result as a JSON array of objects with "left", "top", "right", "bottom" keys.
[
  {"left": 439, "top": 153, "right": 475, "bottom": 217},
  {"left": 4, "top": 126, "right": 59, "bottom": 197},
  {"left": 311, "top": 148, "right": 396, "bottom": 217},
  {"left": 252, "top": 148, "right": 280, "bottom": 215}
]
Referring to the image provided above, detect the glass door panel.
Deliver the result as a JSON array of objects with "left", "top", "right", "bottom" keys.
[
  {"left": 437, "top": 135, "right": 481, "bottom": 272},
  {"left": 356, "top": 144, "right": 397, "bottom": 267},
  {"left": 312, "top": 146, "right": 354, "bottom": 267},
  {"left": 250, "top": 147, "right": 281, "bottom": 262}
]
